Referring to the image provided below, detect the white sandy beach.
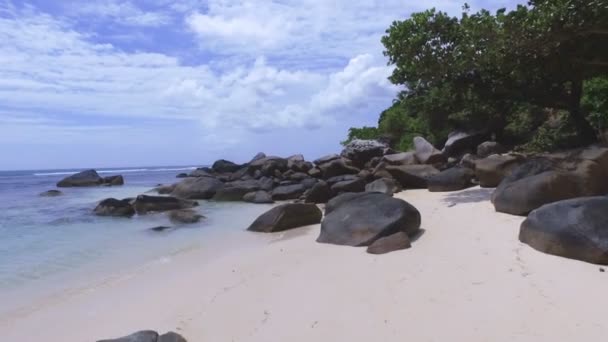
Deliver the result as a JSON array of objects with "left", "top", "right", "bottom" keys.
[{"left": 2, "top": 187, "right": 608, "bottom": 341}]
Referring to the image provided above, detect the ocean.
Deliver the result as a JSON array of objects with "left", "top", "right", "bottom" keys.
[{"left": 0, "top": 167, "right": 274, "bottom": 315}]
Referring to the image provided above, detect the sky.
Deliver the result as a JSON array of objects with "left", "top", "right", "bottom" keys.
[{"left": 0, "top": 0, "right": 524, "bottom": 170}]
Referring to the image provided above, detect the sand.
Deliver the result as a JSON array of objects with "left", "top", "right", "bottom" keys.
[{"left": 2, "top": 187, "right": 608, "bottom": 341}]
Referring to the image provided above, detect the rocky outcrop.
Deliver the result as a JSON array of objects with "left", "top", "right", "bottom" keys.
[
  {"left": 413, "top": 137, "right": 446, "bottom": 165},
  {"left": 313, "top": 154, "right": 340, "bottom": 165},
  {"left": 154, "top": 184, "right": 176, "bottom": 195},
  {"left": 304, "top": 181, "right": 332, "bottom": 203},
  {"left": 381, "top": 152, "right": 418, "bottom": 166},
  {"left": 317, "top": 192, "right": 421, "bottom": 246},
  {"left": 168, "top": 209, "right": 204, "bottom": 224},
  {"left": 385, "top": 164, "right": 440, "bottom": 189},
  {"left": 340, "top": 139, "right": 387, "bottom": 168},
  {"left": 243, "top": 190, "right": 274, "bottom": 204},
  {"left": 103, "top": 175, "right": 124, "bottom": 186},
  {"left": 317, "top": 158, "right": 359, "bottom": 179},
  {"left": 442, "top": 131, "right": 486, "bottom": 158},
  {"left": 475, "top": 154, "right": 524, "bottom": 187},
  {"left": 94, "top": 198, "right": 135, "bottom": 217},
  {"left": 477, "top": 141, "right": 507, "bottom": 158},
  {"left": 212, "top": 159, "right": 241, "bottom": 173},
  {"left": 272, "top": 184, "right": 306, "bottom": 201},
  {"left": 427, "top": 167, "right": 475, "bottom": 192},
  {"left": 365, "top": 178, "right": 402, "bottom": 195},
  {"left": 97, "top": 330, "right": 187, "bottom": 342},
  {"left": 366, "top": 231, "right": 411, "bottom": 254},
  {"left": 133, "top": 195, "right": 198, "bottom": 214},
  {"left": 39, "top": 190, "right": 63, "bottom": 197},
  {"left": 171, "top": 177, "right": 224, "bottom": 199},
  {"left": 519, "top": 197, "right": 608, "bottom": 265},
  {"left": 331, "top": 177, "right": 366, "bottom": 194},
  {"left": 247, "top": 203, "right": 322, "bottom": 233},
  {"left": 57, "top": 169, "right": 103, "bottom": 187}
]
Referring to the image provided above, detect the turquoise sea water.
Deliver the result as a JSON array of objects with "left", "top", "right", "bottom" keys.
[{"left": 0, "top": 167, "right": 274, "bottom": 314}]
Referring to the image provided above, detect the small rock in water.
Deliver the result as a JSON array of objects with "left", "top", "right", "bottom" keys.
[
  {"left": 600, "top": 268, "right": 605, "bottom": 273},
  {"left": 39, "top": 189, "right": 63, "bottom": 197},
  {"left": 149, "top": 226, "right": 173, "bottom": 232}
]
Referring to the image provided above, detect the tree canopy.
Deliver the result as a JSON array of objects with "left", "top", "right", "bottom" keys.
[{"left": 346, "top": 0, "right": 608, "bottom": 151}]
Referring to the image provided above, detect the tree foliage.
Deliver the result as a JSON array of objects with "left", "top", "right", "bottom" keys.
[{"left": 347, "top": 1, "right": 608, "bottom": 152}]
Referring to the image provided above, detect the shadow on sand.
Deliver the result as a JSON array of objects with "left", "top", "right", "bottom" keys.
[{"left": 442, "top": 187, "right": 494, "bottom": 207}]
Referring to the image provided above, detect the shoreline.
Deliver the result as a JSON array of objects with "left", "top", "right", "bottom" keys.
[{"left": 3, "top": 188, "right": 607, "bottom": 341}]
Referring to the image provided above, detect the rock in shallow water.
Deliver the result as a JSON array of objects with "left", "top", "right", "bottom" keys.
[
  {"left": 168, "top": 209, "right": 204, "bottom": 224},
  {"left": 56, "top": 169, "right": 103, "bottom": 187},
  {"left": 247, "top": 203, "right": 322, "bottom": 233},
  {"left": 317, "top": 192, "right": 421, "bottom": 247},
  {"left": 39, "top": 189, "right": 63, "bottom": 197},
  {"left": 243, "top": 190, "right": 274, "bottom": 204},
  {"left": 97, "top": 330, "right": 187, "bottom": 342},
  {"left": 171, "top": 177, "right": 224, "bottom": 199},
  {"left": 94, "top": 198, "right": 135, "bottom": 217},
  {"left": 519, "top": 197, "right": 608, "bottom": 265},
  {"left": 133, "top": 195, "right": 198, "bottom": 214}
]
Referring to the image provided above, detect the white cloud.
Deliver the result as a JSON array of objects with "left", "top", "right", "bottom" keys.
[{"left": 67, "top": 0, "right": 172, "bottom": 27}]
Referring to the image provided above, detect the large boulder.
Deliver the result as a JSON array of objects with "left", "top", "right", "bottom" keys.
[
  {"left": 153, "top": 184, "right": 176, "bottom": 195},
  {"left": 442, "top": 131, "right": 486, "bottom": 158},
  {"left": 519, "top": 197, "right": 608, "bottom": 265},
  {"left": 189, "top": 168, "right": 213, "bottom": 178},
  {"left": 133, "top": 195, "right": 198, "bottom": 214},
  {"left": 97, "top": 330, "right": 187, "bottom": 342},
  {"left": 212, "top": 179, "right": 261, "bottom": 201},
  {"left": 247, "top": 203, "right": 322, "bottom": 233},
  {"left": 94, "top": 198, "right": 135, "bottom": 217},
  {"left": 243, "top": 190, "right": 274, "bottom": 204},
  {"left": 317, "top": 158, "right": 360, "bottom": 179},
  {"left": 249, "top": 152, "right": 267, "bottom": 163},
  {"left": 381, "top": 152, "right": 419, "bottom": 166},
  {"left": 304, "top": 181, "right": 332, "bottom": 203},
  {"left": 171, "top": 177, "right": 224, "bottom": 199},
  {"left": 317, "top": 192, "right": 421, "bottom": 247},
  {"left": 475, "top": 154, "right": 525, "bottom": 187},
  {"left": 168, "top": 209, "right": 204, "bottom": 224},
  {"left": 413, "top": 137, "right": 447, "bottom": 165},
  {"left": 340, "top": 139, "right": 387, "bottom": 168},
  {"left": 365, "top": 178, "right": 402, "bottom": 195},
  {"left": 56, "top": 169, "right": 103, "bottom": 187},
  {"left": 313, "top": 154, "right": 341, "bottom": 166},
  {"left": 427, "top": 167, "right": 475, "bottom": 192},
  {"left": 212, "top": 159, "right": 241, "bottom": 173},
  {"left": 477, "top": 141, "right": 507, "bottom": 158},
  {"left": 331, "top": 177, "right": 366, "bottom": 194},
  {"left": 385, "top": 164, "right": 440, "bottom": 189},
  {"left": 366, "top": 231, "right": 412, "bottom": 254},
  {"left": 40, "top": 190, "right": 63, "bottom": 197},
  {"left": 272, "top": 184, "right": 306, "bottom": 201},
  {"left": 103, "top": 175, "right": 124, "bottom": 186}
]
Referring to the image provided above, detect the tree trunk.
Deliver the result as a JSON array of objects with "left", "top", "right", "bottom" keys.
[{"left": 570, "top": 78, "right": 597, "bottom": 145}]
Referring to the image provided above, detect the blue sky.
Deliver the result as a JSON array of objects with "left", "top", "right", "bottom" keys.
[{"left": 0, "top": 0, "right": 523, "bottom": 170}]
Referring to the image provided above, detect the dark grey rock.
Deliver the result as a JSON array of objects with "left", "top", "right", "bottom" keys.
[
  {"left": 189, "top": 168, "right": 212, "bottom": 178},
  {"left": 477, "top": 141, "right": 507, "bottom": 158},
  {"left": 340, "top": 139, "right": 387, "bottom": 168},
  {"left": 243, "top": 190, "right": 274, "bottom": 203},
  {"left": 365, "top": 178, "right": 402, "bottom": 195},
  {"left": 427, "top": 167, "right": 475, "bottom": 192},
  {"left": 212, "top": 159, "right": 241, "bottom": 173},
  {"left": 520, "top": 197, "right": 608, "bottom": 265},
  {"left": 40, "top": 190, "right": 63, "bottom": 197},
  {"left": 94, "top": 198, "right": 135, "bottom": 217},
  {"left": 318, "top": 158, "right": 360, "bottom": 179},
  {"left": 168, "top": 209, "right": 204, "bottom": 224},
  {"left": 313, "top": 154, "right": 341, "bottom": 165},
  {"left": 97, "top": 330, "right": 159, "bottom": 342},
  {"left": 272, "top": 184, "right": 306, "bottom": 201},
  {"left": 382, "top": 152, "right": 419, "bottom": 165},
  {"left": 331, "top": 177, "right": 366, "bottom": 193},
  {"left": 366, "top": 231, "right": 412, "bottom": 254},
  {"left": 247, "top": 203, "right": 322, "bottom": 233},
  {"left": 57, "top": 169, "right": 103, "bottom": 187},
  {"left": 475, "top": 154, "right": 524, "bottom": 188},
  {"left": 103, "top": 175, "right": 124, "bottom": 186},
  {"left": 171, "top": 177, "right": 224, "bottom": 199},
  {"left": 304, "top": 181, "right": 331, "bottom": 204},
  {"left": 317, "top": 192, "right": 421, "bottom": 246},
  {"left": 413, "top": 137, "right": 446, "bottom": 165},
  {"left": 385, "top": 164, "right": 440, "bottom": 189},
  {"left": 442, "top": 130, "right": 486, "bottom": 158},
  {"left": 133, "top": 195, "right": 198, "bottom": 214}
]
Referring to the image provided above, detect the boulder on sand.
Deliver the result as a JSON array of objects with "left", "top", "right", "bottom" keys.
[
  {"left": 304, "top": 181, "right": 332, "bottom": 204},
  {"left": 243, "top": 190, "right": 274, "bottom": 204},
  {"left": 56, "top": 169, "right": 103, "bottom": 187},
  {"left": 385, "top": 164, "right": 439, "bottom": 189},
  {"left": 247, "top": 203, "right": 322, "bottom": 233},
  {"left": 40, "top": 190, "right": 63, "bottom": 197},
  {"left": 365, "top": 178, "right": 402, "bottom": 195},
  {"left": 97, "top": 330, "right": 187, "bottom": 342},
  {"left": 171, "top": 177, "right": 224, "bottom": 199},
  {"left": 317, "top": 192, "right": 421, "bottom": 247},
  {"left": 442, "top": 130, "right": 486, "bottom": 158},
  {"left": 366, "top": 231, "right": 412, "bottom": 254},
  {"left": 317, "top": 158, "right": 360, "bottom": 179},
  {"left": 475, "top": 154, "right": 524, "bottom": 187},
  {"left": 340, "top": 139, "right": 387, "bottom": 168},
  {"left": 427, "top": 167, "right": 475, "bottom": 192},
  {"left": 133, "top": 195, "right": 198, "bottom": 214},
  {"left": 477, "top": 141, "right": 507, "bottom": 158},
  {"left": 381, "top": 152, "right": 418, "bottom": 166},
  {"left": 331, "top": 177, "right": 366, "bottom": 194},
  {"left": 519, "top": 197, "right": 608, "bottom": 265},
  {"left": 94, "top": 198, "right": 135, "bottom": 217},
  {"left": 413, "top": 137, "right": 446, "bottom": 165},
  {"left": 168, "top": 209, "right": 204, "bottom": 224}
]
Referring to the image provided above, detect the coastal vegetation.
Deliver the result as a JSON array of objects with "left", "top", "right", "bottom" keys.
[{"left": 345, "top": 0, "right": 608, "bottom": 152}]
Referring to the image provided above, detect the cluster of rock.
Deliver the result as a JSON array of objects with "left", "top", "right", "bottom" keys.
[
  {"left": 93, "top": 195, "right": 204, "bottom": 225},
  {"left": 56, "top": 169, "right": 124, "bottom": 187},
  {"left": 97, "top": 330, "right": 187, "bottom": 342}
]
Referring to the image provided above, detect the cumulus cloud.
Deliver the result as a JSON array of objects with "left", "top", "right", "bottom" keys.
[{"left": 67, "top": 0, "right": 172, "bottom": 27}]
